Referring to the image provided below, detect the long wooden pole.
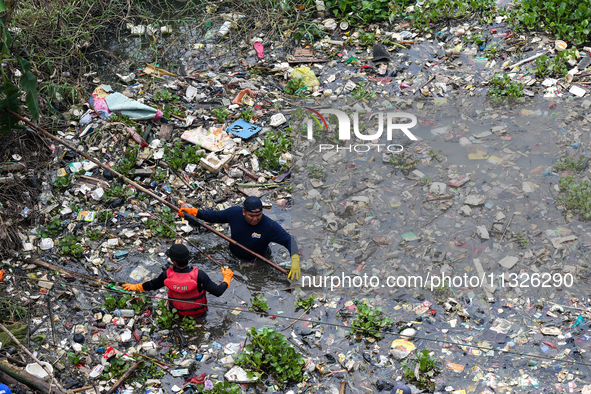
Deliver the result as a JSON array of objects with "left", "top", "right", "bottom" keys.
[
  {"left": 23, "top": 258, "right": 110, "bottom": 286},
  {"left": 105, "top": 360, "right": 142, "bottom": 394},
  {"left": 6, "top": 109, "right": 288, "bottom": 276}
]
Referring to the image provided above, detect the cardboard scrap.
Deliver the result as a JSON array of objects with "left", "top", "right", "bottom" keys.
[{"left": 143, "top": 63, "right": 178, "bottom": 77}]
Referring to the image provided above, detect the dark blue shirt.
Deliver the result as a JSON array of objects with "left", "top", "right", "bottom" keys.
[{"left": 194, "top": 206, "right": 294, "bottom": 260}]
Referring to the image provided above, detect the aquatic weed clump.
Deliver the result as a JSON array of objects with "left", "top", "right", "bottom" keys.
[
  {"left": 236, "top": 327, "right": 306, "bottom": 387},
  {"left": 350, "top": 302, "right": 394, "bottom": 339}
]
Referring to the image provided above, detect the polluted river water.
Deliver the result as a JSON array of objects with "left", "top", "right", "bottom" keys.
[{"left": 9, "top": 7, "right": 591, "bottom": 394}]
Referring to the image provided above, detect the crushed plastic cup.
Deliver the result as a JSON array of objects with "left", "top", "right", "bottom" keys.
[{"left": 555, "top": 40, "right": 567, "bottom": 51}]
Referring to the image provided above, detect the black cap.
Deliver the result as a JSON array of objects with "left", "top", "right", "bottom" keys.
[
  {"left": 165, "top": 244, "right": 190, "bottom": 264},
  {"left": 243, "top": 196, "right": 263, "bottom": 212},
  {"left": 391, "top": 384, "right": 411, "bottom": 394}
]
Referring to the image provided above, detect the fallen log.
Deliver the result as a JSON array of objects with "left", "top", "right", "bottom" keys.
[
  {"left": 0, "top": 323, "right": 65, "bottom": 393},
  {"left": 0, "top": 360, "right": 67, "bottom": 394}
]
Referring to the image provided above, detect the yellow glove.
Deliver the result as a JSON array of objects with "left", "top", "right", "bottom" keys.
[
  {"left": 222, "top": 267, "right": 234, "bottom": 287},
  {"left": 178, "top": 207, "right": 199, "bottom": 217},
  {"left": 122, "top": 283, "right": 144, "bottom": 292},
  {"left": 288, "top": 254, "right": 300, "bottom": 280}
]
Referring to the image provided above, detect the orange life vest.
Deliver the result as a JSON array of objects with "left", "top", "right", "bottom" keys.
[{"left": 164, "top": 267, "right": 207, "bottom": 316}]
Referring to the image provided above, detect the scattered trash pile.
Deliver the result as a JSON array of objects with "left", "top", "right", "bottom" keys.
[{"left": 5, "top": 2, "right": 591, "bottom": 393}]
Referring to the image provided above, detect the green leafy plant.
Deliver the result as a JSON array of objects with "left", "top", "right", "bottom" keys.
[
  {"left": 163, "top": 141, "right": 204, "bottom": 170},
  {"left": 116, "top": 145, "right": 139, "bottom": 177},
  {"left": 241, "top": 108, "right": 255, "bottom": 122},
  {"left": 410, "top": 0, "right": 496, "bottom": 31},
  {"left": 249, "top": 295, "right": 269, "bottom": 312},
  {"left": 294, "top": 296, "right": 314, "bottom": 310},
  {"left": 255, "top": 132, "right": 291, "bottom": 171},
  {"left": 402, "top": 349, "right": 440, "bottom": 390},
  {"left": 135, "top": 361, "right": 164, "bottom": 384},
  {"left": 104, "top": 184, "right": 136, "bottom": 199},
  {"left": 466, "top": 31, "right": 485, "bottom": 45},
  {"left": 513, "top": 232, "right": 529, "bottom": 247},
  {"left": 358, "top": 31, "right": 375, "bottom": 46},
  {"left": 97, "top": 210, "right": 113, "bottom": 223},
  {"left": 110, "top": 113, "right": 134, "bottom": 125},
  {"left": 284, "top": 78, "right": 306, "bottom": 96},
  {"left": 388, "top": 153, "right": 418, "bottom": 175},
  {"left": 555, "top": 156, "right": 588, "bottom": 172},
  {"left": 484, "top": 43, "right": 498, "bottom": 59},
  {"left": 0, "top": 43, "right": 40, "bottom": 134},
  {"left": 67, "top": 351, "right": 81, "bottom": 366},
  {"left": 428, "top": 149, "right": 443, "bottom": 162},
  {"left": 155, "top": 300, "right": 177, "bottom": 329},
  {"left": 145, "top": 211, "right": 176, "bottom": 238},
  {"left": 236, "top": 327, "right": 305, "bottom": 386},
  {"left": 181, "top": 315, "right": 198, "bottom": 334},
  {"left": 165, "top": 346, "right": 181, "bottom": 363},
  {"left": 351, "top": 82, "right": 373, "bottom": 100},
  {"left": 52, "top": 175, "right": 72, "bottom": 191},
  {"left": 558, "top": 176, "right": 591, "bottom": 220},
  {"left": 39, "top": 217, "right": 64, "bottom": 238},
  {"left": 103, "top": 294, "right": 118, "bottom": 311},
  {"left": 350, "top": 303, "right": 393, "bottom": 339},
  {"left": 488, "top": 73, "right": 523, "bottom": 97},
  {"left": 420, "top": 176, "right": 432, "bottom": 186},
  {"left": 58, "top": 235, "right": 83, "bottom": 257},
  {"left": 307, "top": 165, "right": 326, "bottom": 180},
  {"left": 325, "top": 0, "right": 407, "bottom": 24},
  {"left": 212, "top": 106, "right": 228, "bottom": 122},
  {"left": 151, "top": 167, "right": 167, "bottom": 182},
  {"left": 197, "top": 381, "right": 240, "bottom": 394},
  {"left": 102, "top": 357, "right": 133, "bottom": 380},
  {"left": 153, "top": 90, "right": 174, "bottom": 102},
  {"left": 86, "top": 228, "right": 103, "bottom": 241},
  {"left": 518, "top": 0, "right": 591, "bottom": 45},
  {"left": 534, "top": 55, "right": 549, "bottom": 77}
]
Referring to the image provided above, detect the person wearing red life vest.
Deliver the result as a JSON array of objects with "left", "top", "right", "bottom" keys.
[{"left": 122, "top": 244, "right": 233, "bottom": 316}]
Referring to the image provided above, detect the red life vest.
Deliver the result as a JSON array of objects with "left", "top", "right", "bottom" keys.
[{"left": 164, "top": 267, "right": 207, "bottom": 316}]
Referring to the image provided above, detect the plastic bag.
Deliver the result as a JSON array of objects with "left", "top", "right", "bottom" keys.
[{"left": 290, "top": 66, "right": 319, "bottom": 88}]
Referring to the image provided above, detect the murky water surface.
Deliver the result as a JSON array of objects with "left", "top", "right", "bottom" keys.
[{"left": 69, "top": 12, "right": 591, "bottom": 392}]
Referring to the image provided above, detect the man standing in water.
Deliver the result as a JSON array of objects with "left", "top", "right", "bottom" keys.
[
  {"left": 122, "top": 244, "right": 233, "bottom": 316},
  {"left": 177, "top": 196, "right": 300, "bottom": 280}
]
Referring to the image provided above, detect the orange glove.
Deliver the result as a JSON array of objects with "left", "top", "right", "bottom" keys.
[
  {"left": 122, "top": 283, "right": 144, "bottom": 292},
  {"left": 221, "top": 267, "right": 233, "bottom": 287},
  {"left": 178, "top": 207, "right": 198, "bottom": 217},
  {"left": 0, "top": 269, "right": 4, "bottom": 281}
]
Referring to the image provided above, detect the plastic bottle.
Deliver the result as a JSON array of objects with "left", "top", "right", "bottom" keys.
[
  {"left": 113, "top": 309, "right": 135, "bottom": 318},
  {"left": 218, "top": 21, "right": 232, "bottom": 37},
  {"left": 179, "top": 201, "right": 193, "bottom": 209},
  {"left": 39, "top": 182, "right": 53, "bottom": 205}
]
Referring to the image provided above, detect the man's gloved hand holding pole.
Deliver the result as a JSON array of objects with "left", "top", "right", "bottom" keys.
[
  {"left": 288, "top": 254, "right": 300, "bottom": 280},
  {"left": 222, "top": 267, "right": 234, "bottom": 287},
  {"left": 122, "top": 283, "right": 144, "bottom": 292},
  {"left": 178, "top": 207, "right": 198, "bottom": 218}
]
